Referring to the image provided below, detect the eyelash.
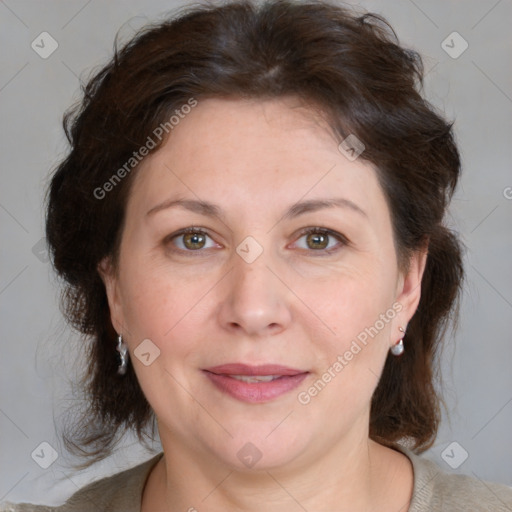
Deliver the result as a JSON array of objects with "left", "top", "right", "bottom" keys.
[{"left": 165, "top": 226, "right": 348, "bottom": 257}]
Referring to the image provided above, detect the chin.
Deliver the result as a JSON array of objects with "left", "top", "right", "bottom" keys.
[{"left": 206, "top": 425, "right": 311, "bottom": 472}]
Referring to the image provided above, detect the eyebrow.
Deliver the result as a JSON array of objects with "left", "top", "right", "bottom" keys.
[{"left": 146, "top": 197, "right": 367, "bottom": 220}]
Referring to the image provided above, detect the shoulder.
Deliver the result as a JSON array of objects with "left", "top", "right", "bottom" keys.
[
  {"left": 0, "top": 452, "right": 164, "bottom": 512},
  {"left": 0, "top": 504, "right": 54, "bottom": 512},
  {"left": 396, "top": 445, "right": 512, "bottom": 511}
]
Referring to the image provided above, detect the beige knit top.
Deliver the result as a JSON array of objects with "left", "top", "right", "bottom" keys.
[{"left": 2, "top": 446, "right": 512, "bottom": 511}]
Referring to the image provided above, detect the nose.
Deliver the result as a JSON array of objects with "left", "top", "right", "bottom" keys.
[{"left": 217, "top": 250, "right": 293, "bottom": 337}]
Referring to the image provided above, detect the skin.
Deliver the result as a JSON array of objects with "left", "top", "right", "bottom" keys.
[{"left": 99, "top": 97, "right": 427, "bottom": 512}]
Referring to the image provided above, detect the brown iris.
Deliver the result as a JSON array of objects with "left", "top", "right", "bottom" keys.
[
  {"left": 183, "top": 231, "right": 207, "bottom": 250},
  {"left": 306, "top": 231, "right": 329, "bottom": 250}
]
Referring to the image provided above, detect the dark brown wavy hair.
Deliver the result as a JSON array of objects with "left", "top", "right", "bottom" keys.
[{"left": 45, "top": 0, "right": 464, "bottom": 469}]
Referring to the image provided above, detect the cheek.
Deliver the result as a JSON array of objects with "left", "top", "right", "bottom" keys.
[
  {"left": 117, "top": 265, "right": 212, "bottom": 412},
  {"left": 302, "top": 260, "right": 396, "bottom": 339},
  {"left": 118, "top": 260, "right": 211, "bottom": 348},
  {"left": 297, "top": 265, "right": 397, "bottom": 406}
]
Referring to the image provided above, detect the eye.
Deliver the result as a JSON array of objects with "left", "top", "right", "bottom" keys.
[
  {"left": 166, "top": 227, "right": 218, "bottom": 252},
  {"left": 293, "top": 227, "right": 347, "bottom": 254},
  {"left": 165, "top": 226, "right": 347, "bottom": 256}
]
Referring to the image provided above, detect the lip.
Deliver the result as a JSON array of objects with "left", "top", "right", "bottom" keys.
[
  {"left": 203, "top": 364, "right": 309, "bottom": 404},
  {"left": 204, "top": 363, "right": 306, "bottom": 376}
]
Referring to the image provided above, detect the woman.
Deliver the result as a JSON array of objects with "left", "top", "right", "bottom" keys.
[{"left": 2, "top": 0, "right": 511, "bottom": 511}]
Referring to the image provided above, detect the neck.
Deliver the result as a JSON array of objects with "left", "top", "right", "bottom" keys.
[{"left": 142, "top": 423, "right": 411, "bottom": 512}]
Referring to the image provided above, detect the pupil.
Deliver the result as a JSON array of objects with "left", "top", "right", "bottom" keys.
[
  {"left": 308, "top": 232, "right": 328, "bottom": 249},
  {"left": 184, "top": 232, "right": 205, "bottom": 249}
]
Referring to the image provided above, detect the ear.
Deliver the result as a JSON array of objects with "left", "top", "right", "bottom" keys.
[
  {"left": 97, "top": 256, "right": 125, "bottom": 335},
  {"left": 394, "top": 242, "right": 429, "bottom": 329}
]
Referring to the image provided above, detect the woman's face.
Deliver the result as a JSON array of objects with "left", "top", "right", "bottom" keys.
[{"left": 101, "top": 97, "right": 425, "bottom": 471}]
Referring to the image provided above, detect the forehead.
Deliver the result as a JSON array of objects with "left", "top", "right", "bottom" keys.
[{"left": 126, "top": 97, "right": 385, "bottom": 221}]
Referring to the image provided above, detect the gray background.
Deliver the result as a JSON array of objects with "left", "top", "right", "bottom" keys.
[{"left": 1, "top": 0, "right": 511, "bottom": 506}]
